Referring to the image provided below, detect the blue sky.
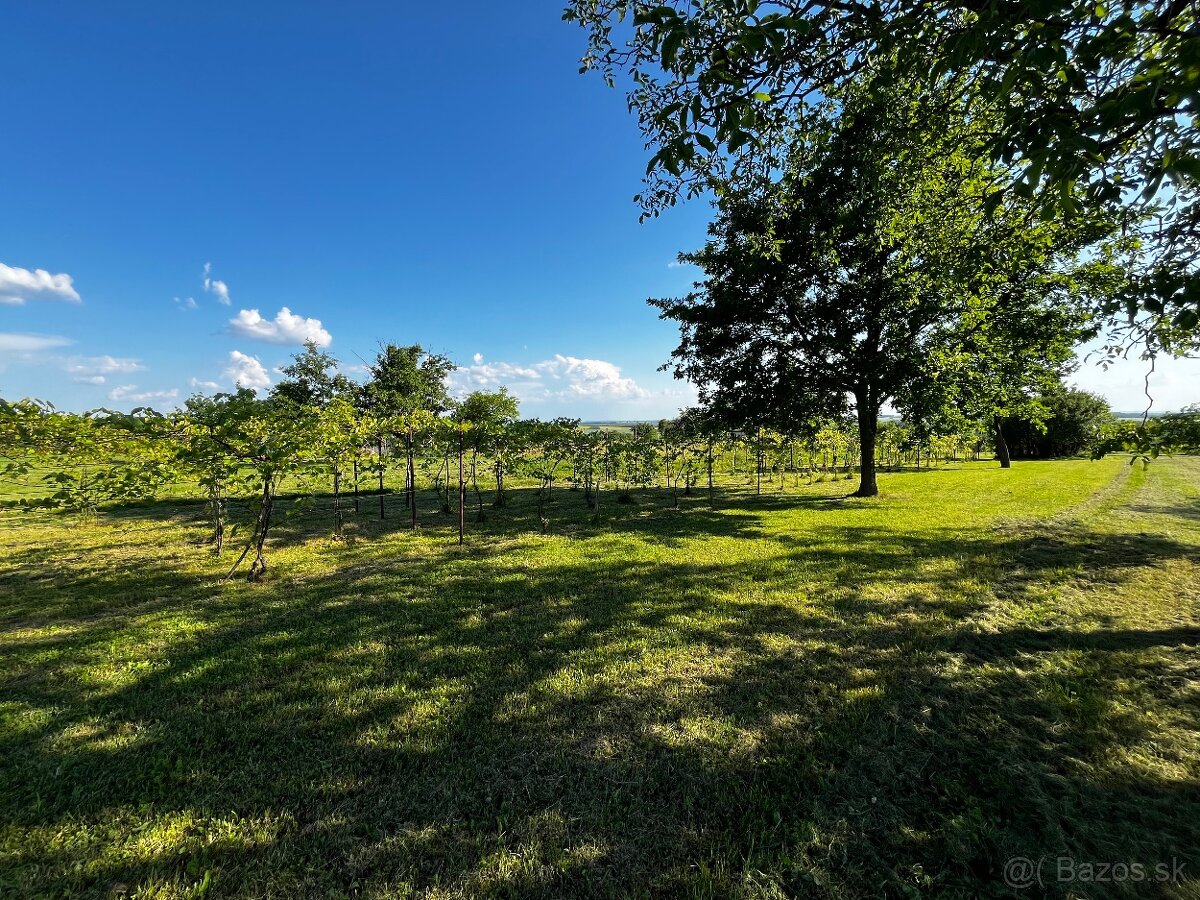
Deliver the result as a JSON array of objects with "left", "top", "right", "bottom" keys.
[{"left": 1, "top": 1, "right": 1195, "bottom": 417}]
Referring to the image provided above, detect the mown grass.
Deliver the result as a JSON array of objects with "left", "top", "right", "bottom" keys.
[{"left": 1, "top": 459, "right": 1198, "bottom": 898}]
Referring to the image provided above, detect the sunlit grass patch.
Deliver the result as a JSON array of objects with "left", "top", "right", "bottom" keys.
[{"left": 1, "top": 457, "right": 1198, "bottom": 897}]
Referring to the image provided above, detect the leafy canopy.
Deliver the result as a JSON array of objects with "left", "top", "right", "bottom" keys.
[
  {"left": 363, "top": 344, "right": 455, "bottom": 419},
  {"left": 566, "top": 0, "right": 1198, "bottom": 339}
]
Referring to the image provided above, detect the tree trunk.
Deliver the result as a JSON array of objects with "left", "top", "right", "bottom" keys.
[
  {"left": 248, "top": 476, "right": 274, "bottom": 582},
  {"left": 377, "top": 438, "right": 386, "bottom": 519},
  {"left": 854, "top": 392, "right": 880, "bottom": 498},
  {"left": 994, "top": 415, "right": 1012, "bottom": 468},
  {"left": 333, "top": 467, "right": 343, "bottom": 534},
  {"left": 352, "top": 459, "right": 360, "bottom": 513},
  {"left": 407, "top": 426, "right": 417, "bottom": 529},
  {"left": 210, "top": 490, "right": 225, "bottom": 554},
  {"left": 457, "top": 431, "right": 465, "bottom": 545},
  {"left": 755, "top": 430, "right": 763, "bottom": 496},
  {"left": 436, "top": 455, "right": 451, "bottom": 513}
]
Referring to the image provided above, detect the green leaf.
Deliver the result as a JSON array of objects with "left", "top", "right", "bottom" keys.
[
  {"left": 1172, "top": 308, "right": 1199, "bottom": 331},
  {"left": 661, "top": 28, "right": 684, "bottom": 67}
]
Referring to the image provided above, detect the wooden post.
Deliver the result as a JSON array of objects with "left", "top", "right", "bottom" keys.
[
  {"left": 408, "top": 424, "right": 417, "bottom": 530},
  {"left": 458, "top": 429, "right": 465, "bottom": 545}
]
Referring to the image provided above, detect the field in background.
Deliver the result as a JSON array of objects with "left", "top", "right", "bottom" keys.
[{"left": 1, "top": 458, "right": 1198, "bottom": 897}]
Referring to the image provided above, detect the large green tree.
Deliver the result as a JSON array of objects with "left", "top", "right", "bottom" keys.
[
  {"left": 652, "top": 82, "right": 1118, "bottom": 495},
  {"left": 1000, "top": 384, "right": 1116, "bottom": 458}
]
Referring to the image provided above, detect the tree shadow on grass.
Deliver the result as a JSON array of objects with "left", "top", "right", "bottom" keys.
[
  {"left": 1127, "top": 500, "right": 1200, "bottom": 523},
  {"left": 1, "top": 500, "right": 1198, "bottom": 897}
]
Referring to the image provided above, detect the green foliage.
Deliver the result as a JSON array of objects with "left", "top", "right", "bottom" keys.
[
  {"left": 902, "top": 226, "right": 1123, "bottom": 449},
  {"left": 1094, "top": 403, "right": 1200, "bottom": 463},
  {"left": 453, "top": 388, "right": 519, "bottom": 443},
  {"left": 566, "top": 0, "right": 1198, "bottom": 336},
  {"left": 363, "top": 343, "right": 454, "bottom": 418},
  {"left": 1162, "top": 404, "right": 1200, "bottom": 453},
  {"left": 0, "top": 399, "right": 173, "bottom": 518},
  {"left": 1000, "top": 386, "right": 1116, "bottom": 459},
  {"left": 270, "top": 339, "right": 352, "bottom": 408}
]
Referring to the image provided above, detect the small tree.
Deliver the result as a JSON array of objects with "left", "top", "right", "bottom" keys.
[
  {"left": 659, "top": 417, "right": 700, "bottom": 508},
  {"left": 174, "top": 390, "right": 262, "bottom": 551},
  {"left": 997, "top": 386, "right": 1115, "bottom": 459},
  {"left": 223, "top": 398, "right": 317, "bottom": 582},
  {"left": 316, "top": 397, "right": 368, "bottom": 535},
  {"left": 676, "top": 407, "right": 727, "bottom": 501},
  {"left": 454, "top": 389, "right": 519, "bottom": 521},
  {"left": 363, "top": 344, "right": 455, "bottom": 529}
]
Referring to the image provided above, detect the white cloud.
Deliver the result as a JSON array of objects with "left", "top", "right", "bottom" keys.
[
  {"left": 229, "top": 307, "right": 332, "bottom": 346},
  {"left": 449, "top": 353, "right": 648, "bottom": 403},
  {"left": 65, "top": 355, "right": 144, "bottom": 376},
  {"left": 1071, "top": 348, "right": 1200, "bottom": 413},
  {"left": 541, "top": 355, "right": 649, "bottom": 399},
  {"left": 0, "top": 263, "right": 81, "bottom": 305},
  {"left": 223, "top": 350, "right": 271, "bottom": 391},
  {"left": 450, "top": 359, "right": 541, "bottom": 391},
  {"left": 472, "top": 352, "right": 484, "bottom": 364},
  {"left": 108, "top": 385, "right": 179, "bottom": 404},
  {"left": 203, "top": 262, "right": 230, "bottom": 305},
  {"left": 73, "top": 375, "right": 106, "bottom": 385},
  {"left": 189, "top": 377, "right": 221, "bottom": 391},
  {"left": 0, "top": 333, "right": 74, "bottom": 352},
  {"left": 175, "top": 296, "right": 198, "bottom": 311}
]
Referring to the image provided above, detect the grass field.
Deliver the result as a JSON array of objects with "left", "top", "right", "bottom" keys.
[{"left": 1, "top": 458, "right": 1198, "bottom": 898}]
